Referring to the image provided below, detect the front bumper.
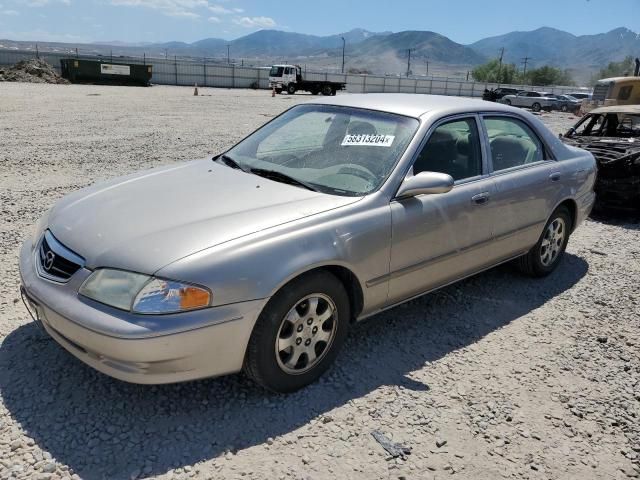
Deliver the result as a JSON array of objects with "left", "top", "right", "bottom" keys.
[{"left": 19, "top": 240, "right": 267, "bottom": 384}]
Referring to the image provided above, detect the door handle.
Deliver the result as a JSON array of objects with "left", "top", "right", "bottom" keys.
[
  {"left": 471, "top": 192, "right": 490, "bottom": 205},
  {"left": 549, "top": 172, "right": 561, "bottom": 182}
]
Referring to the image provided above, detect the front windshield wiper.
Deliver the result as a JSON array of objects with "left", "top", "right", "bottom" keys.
[
  {"left": 249, "top": 168, "right": 317, "bottom": 192},
  {"left": 216, "top": 154, "right": 247, "bottom": 172}
]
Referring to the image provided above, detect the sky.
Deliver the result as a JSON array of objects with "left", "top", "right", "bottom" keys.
[{"left": 0, "top": 0, "right": 638, "bottom": 45}]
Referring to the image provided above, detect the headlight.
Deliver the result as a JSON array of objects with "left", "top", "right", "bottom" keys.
[{"left": 79, "top": 269, "right": 211, "bottom": 314}]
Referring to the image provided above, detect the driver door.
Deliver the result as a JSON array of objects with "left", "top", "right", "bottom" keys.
[{"left": 387, "top": 115, "right": 497, "bottom": 305}]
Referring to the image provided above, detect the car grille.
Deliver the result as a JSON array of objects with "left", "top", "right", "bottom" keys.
[{"left": 37, "top": 230, "right": 85, "bottom": 282}]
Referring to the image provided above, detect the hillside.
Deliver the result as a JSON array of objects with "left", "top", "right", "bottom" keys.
[{"left": 471, "top": 27, "right": 640, "bottom": 68}]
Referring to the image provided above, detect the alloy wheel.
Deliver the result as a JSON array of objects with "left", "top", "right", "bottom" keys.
[
  {"left": 540, "top": 217, "right": 566, "bottom": 266},
  {"left": 275, "top": 294, "right": 338, "bottom": 375}
]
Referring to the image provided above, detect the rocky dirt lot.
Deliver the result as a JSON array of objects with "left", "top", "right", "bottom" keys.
[{"left": 0, "top": 84, "right": 638, "bottom": 480}]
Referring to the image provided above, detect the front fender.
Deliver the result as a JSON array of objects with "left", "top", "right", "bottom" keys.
[{"left": 156, "top": 198, "right": 392, "bottom": 317}]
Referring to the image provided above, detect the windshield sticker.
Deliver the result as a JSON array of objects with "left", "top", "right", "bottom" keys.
[{"left": 341, "top": 134, "right": 395, "bottom": 147}]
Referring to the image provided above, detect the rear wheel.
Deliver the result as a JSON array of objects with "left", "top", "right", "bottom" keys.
[
  {"left": 243, "top": 271, "right": 350, "bottom": 393},
  {"left": 287, "top": 84, "right": 296, "bottom": 95},
  {"left": 531, "top": 102, "right": 541, "bottom": 112},
  {"left": 516, "top": 206, "right": 572, "bottom": 277},
  {"left": 321, "top": 84, "right": 333, "bottom": 96}
]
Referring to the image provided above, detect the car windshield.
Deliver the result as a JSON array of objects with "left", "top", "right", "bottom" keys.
[
  {"left": 224, "top": 104, "right": 420, "bottom": 196},
  {"left": 269, "top": 66, "right": 284, "bottom": 77}
]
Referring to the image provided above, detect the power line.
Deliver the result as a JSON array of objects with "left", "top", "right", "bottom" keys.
[
  {"left": 498, "top": 47, "right": 505, "bottom": 79},
  {"left": 521, "top": 56, "right": 532, "bottom": 77}
]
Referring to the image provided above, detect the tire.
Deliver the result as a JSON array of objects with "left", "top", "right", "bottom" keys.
[
  {"left": 331, "top": 88, "right": 337, "bottom": 96},
  {"left": 505, "top": 99, "right": 512, "bottom": 105},
  {"left": 516, "top": 206, "right": 572, "bottom": 277},
  {"left": 243, "top": 271, "right": 350, "bottom": 393},
  {"left": 531, "top": 102, "right": 541, "bottom": 112},
  {"left": 287, "top": 84, "right": 296, "bottom": 95},
  {"left": 321, "top": 84, "right": 333, "bottom": 96},
  {"left": 561, "top": 104, "right": 568, "bottom": 112}
]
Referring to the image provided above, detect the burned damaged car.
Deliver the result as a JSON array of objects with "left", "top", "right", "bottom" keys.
[{"left": 563, "top": 105, "right": 640, "bottom": 210}]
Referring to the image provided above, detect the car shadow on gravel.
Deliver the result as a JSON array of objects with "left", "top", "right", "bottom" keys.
[
  {"left": 0, "top": 254, "right": 588, "bottom": 480},
  {"left": 590, "top": 208, "right": 640, "bottom": 229}
]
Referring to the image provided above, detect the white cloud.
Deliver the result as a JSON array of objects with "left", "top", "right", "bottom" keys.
[
  {"left": 1, "top": 8, "right": 18, "bottom": 14},
  {"left": 233, "top": 15, "right": 275, "bottom": 28},
  {"left": 24, "top": 0, "right": 70, "bottom": 6},
  {"left": 207, "top": 4, "right": 231, "bottom": 14},
  {"left": 207, "top": 15, "right": 220, "bottom": 23},
  {"left": 110, "top": 0, "right": 208, "bottom": 19}
]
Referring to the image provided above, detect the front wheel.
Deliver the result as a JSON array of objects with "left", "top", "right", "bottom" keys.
[
  {"left": 516, "top": 206, "right": 572, "bottom": 277},
  {"left": 287, "top": 84, "right": 296, "bottom": 95},
  {"left": 531, "top": 102, "right": 541, "bottom": 112},
  {"left": 243, "top": 271, "right": 350, "bottom": 393},
  {"left": 505, "top": 99, "right": 512, "bottom": 105}
]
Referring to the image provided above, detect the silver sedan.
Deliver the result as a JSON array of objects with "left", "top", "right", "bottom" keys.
[{"left": 19, "top": 94, "right": 596, "bottom": 392}]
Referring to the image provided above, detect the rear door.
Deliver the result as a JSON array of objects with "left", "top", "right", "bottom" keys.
[
  {"left": 481, "top": 114, "right": 564, "bottom": 261},
  {"left": 387, "top": 115, "right": 497, "bottom": 305}
]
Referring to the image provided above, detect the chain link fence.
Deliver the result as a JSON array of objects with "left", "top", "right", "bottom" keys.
[{"left": 0, "top": 48, "right": 579, "bottom": 97}]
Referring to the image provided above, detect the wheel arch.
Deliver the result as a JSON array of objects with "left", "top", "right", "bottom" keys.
[
  {"left": 269, "top": 263, "right": 365, "bottom": 322},
  {"left": 553, "top": 197, "right": 578, "bottom": 233}
]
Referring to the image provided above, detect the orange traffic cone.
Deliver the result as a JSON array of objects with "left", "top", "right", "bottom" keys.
[{"left": 194, "top": 83, "right": 199, "bottom": 96}]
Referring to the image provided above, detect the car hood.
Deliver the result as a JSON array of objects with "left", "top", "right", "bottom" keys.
[{"left": 48, "top": 159, "right": 360, "bottom": 273}]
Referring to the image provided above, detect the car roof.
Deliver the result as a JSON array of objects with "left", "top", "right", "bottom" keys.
[
  {"left": 589, "top": 105, "right": 640, "bottom": 115},
  {"left": 307, "top": 93, "right": 516, "bottom": 118}
]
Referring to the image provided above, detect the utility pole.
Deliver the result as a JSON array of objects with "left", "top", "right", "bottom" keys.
[
  {"left": 498, "top": 47, "right": 505, "bottom": 81},
  {"left": 341, "top": 37, "right": 345, "bottom": 73},
  {"left": 521, "top": 56, "right": 531, "bottom": 79},
  {"left": 227, "top": 44, "right": 231, "bottom": 64},
  {"left": 164, "top": 49, "right": 168, "bottom": 60},
  {"left": 425, "top": 57, "right": 429, "bottom": 76},
  {"left": 406, "top": 49, "right": 412, "bottom": 77}
]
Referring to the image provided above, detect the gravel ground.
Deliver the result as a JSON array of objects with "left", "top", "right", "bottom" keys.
[{"left": 0, "top": 84, "right": 638, "bottom": 480}]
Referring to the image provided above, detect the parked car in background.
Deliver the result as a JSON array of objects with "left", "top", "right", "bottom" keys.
[
  {"left": 566, "top": 92, "right": 592, "bottom": 101},
  {"left": 549, "top": 94, "right": 582, "bottom": 113},
  {"left": 482, "top": 87, "right": 521, "bottom": 102},
  {"left": 20, "top": 94, "right": 596, "bottom": 393},
  {"left": 562, "top": 105, "right": 640, "bottom": 210},
  {"left": 500, "top": 91, "right": 560, "bottom": 112}
]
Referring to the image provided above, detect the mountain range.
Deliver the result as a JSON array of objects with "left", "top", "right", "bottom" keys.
[{"left": 2, "top": 26, "right": 639, "bottom": 82}]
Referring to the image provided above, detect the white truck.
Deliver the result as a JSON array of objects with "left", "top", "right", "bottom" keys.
[{"left": 268, "top": 65, "right": 346, "bottom": 96}]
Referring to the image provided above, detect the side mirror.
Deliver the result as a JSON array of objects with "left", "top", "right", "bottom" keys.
[{"left": 396, "top": 171, "right": 454, "bottom": 199}]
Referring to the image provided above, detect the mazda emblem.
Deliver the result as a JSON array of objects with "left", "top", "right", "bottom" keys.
[{"left": 43, "top": 251, "right": 56, "bottom": 271}]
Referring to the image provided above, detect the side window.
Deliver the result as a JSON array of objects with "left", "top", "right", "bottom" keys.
[
  {"left": 413, "top": 118, "right": 483, "bottom": 181},
  {"left": 485, "top": 117, "right": 545, "bottom": 171},
  {"left": 618, "top": 86, "right": 632, "bottom": 101}
]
